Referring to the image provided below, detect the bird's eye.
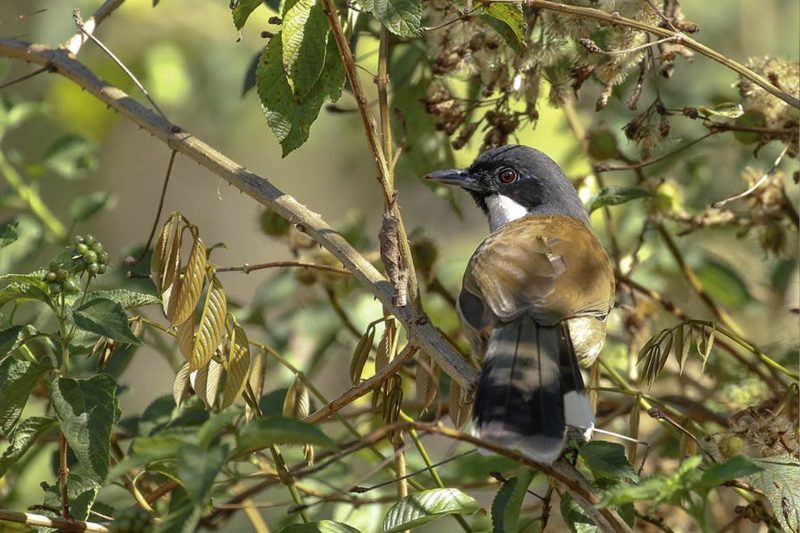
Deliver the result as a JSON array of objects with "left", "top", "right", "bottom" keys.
[{"left": 498, "top": 168, "right": 519, "bottom": 184}]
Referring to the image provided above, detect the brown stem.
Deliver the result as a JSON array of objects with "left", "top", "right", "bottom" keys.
[
  {"left": 59, "top": 432, "right": 71, "bottom": 519},
  {"left": 216, "top": 260, "right": 349, "bottom": 275}
]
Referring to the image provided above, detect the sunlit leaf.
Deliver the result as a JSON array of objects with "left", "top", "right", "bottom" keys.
[
  {"left": 283, "top": 374, "right": 310, "bottom": 419},
  {"left": 167, "top": 233, "right": 207, "bottom": 326},
  {"left": 173, "top": 362, "right": 192, "bottom": 407},
  {"left": 280, "top": 521, "right": 361, "bottom": 533},
  {"left": 151, "top": 213, "right": 184, "bottom": 297},
  {"left": 382, "top": 488, "right": 480, "bottom": 533},
  {"left": 480, "top": 4, "right": 526, "bottom": 55},
  {"left": 282, "top": 0, "right": 330, "bottom": 97},
  {"left": 697, "top": 102, "right": 744, "bottom": 119},
  {"left": 191, "top": 273, "right": 227, "bottom": 370},
  {"left": 580, "top": 441, "right": 639, "bottom": 482},
  {"left": 360, "top": 0, "right": 421, "bottom": 37},
  {"left": 222, "top": 316, "right": 251, "bottom": 410},
  {"left": 231, "top": 0, "right": 264, "bottom": 30},
  {"left": 749, "top": 455, "right": 800, "bottom": 532},
  {"left": 84, "top": 289, "right": 161, "bottom": 309}
]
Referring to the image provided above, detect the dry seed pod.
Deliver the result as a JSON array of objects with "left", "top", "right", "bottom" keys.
[
  {"left": 448, "top": 380, "right": 471, "bottom": 429},
  {"left": 283, "top": 374, "right": 310, "bottom": 419},
  {"left": 349, "top": 325, "right": 375, "bottom": 385},
  {"left": 415, "top": 353, "right": 440, "bottom": 409}
]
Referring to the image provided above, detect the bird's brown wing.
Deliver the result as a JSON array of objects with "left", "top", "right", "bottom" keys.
[{"left": 459, "top": 215, "right": 614, "bottom": 328}]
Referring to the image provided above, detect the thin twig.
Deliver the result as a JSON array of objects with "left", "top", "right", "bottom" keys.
[
  {"left": 127, "top": 150, "right": 176, "bottom": 266},
  {"left": 63, "top": 0, "right": 127, "bottom": 55},
  {"left": 72, "top": 8, "right": 168, "bottom": 120},
  {"left": 0, "top": 66, "right": 48, "bottom": 89},
  {"left": 596, "top": 131, "right": 717, "bottom": 172},
  {"left": 216, "top": 260, "right": 350, "bottom": 275},
  {"left": 711, "top": 145, "right": 789, "bottom": 208}
]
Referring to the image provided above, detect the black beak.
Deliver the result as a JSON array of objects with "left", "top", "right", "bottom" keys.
[{"left": 424, "top": 168, "right": 482, "bottom": 191}]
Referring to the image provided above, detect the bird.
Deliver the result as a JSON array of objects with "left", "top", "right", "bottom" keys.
[{"left": 425, "top": 144, "right": 615, "bottom": 464}]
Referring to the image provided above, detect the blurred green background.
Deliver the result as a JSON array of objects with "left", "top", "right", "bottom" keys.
[{"left": 1, "top": 0, "right": 798, "bottom": 530}]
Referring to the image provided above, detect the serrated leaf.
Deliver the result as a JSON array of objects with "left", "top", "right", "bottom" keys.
[
  {"left": 282, "top": 0, "right": 330, "bottom": 97},
  {"left": 587, "top": 187, "right": 653, "bottom": 213},
  {"left": 222, "top": 317, "right": 251, "bottom": 409},
  {"left": 151, "top": 213, "right": 184, "bottom": 297},
  {"left": 0, "top": 280, "right": 51, "bottom": 308},
  {"left": 480, "top": 4, "right": 526, "bottom": 55},
  {"left": 191, "top": 274, "right": 226, "bottom": 370},
  {"left": 560, "top": 493, "right": 598, "bottom": 533},
  {"left": 257, "top": 34, "right": 346, "bottom": 156},
  {"left": 361, "top": 0, "right": 421, "bottom": 37},
  {"left": 42, "top": 473, "right": 100, "bottom": 521},
  {"left": 231, "top": 0, "right": 264, "bottom": 30},
  {"left": 72, "top": 297, "right": 140, "bottom": 345},
  {"left": 234, "top": 417, "right": 334, "bottom": 456},
  {"left": 0, "top": 220, "right": 18, "bottom": 248},
  {"left": 0, "top": 416, "right": 57, "bottom": 476},
  {"left": 0, "top": 358, "right": 47, "bottom": 433},
  {"left": 580, "top": 441, "right": 639, "bottom": 482},
  {"left": 383, "top": 488, "right": 480, "bottom": 532},
  {"left": 280, "top": 521, "right": 362, "bottom": 533},
  {"left": 167, "top": 234, "right": 207, "bottom": 326},
  {"left": 749, "top": 455, "right": 800, "bottom": 532},
  {"left": 177, "top": 442, "right": 229, "bottom": 504},
  {"left": 52, "top": 374, "right": 118, "bottom": 482},
  {"left": 42, "top": 133, "right": 97, "bottom": 179},
  {"left": 696, "top": 456, "right": 761, "bottom": 492},
  {"left": 598, "top": 456, "right": 702, "bottom": 508},
  {"left": 491, "top": 469, "right": 534, "bottom": 532},
  {"left": 68, "top": 191, "right": 114, "bottom": 221},
  {"left": 85, "top": 289, "right": 160, "bottom": 309}
]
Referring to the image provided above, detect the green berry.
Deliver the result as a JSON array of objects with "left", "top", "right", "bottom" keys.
[
  {"left": 74, "top": 235, "right": 85, "bottom": 245},
  {"left": 88, "top": 263, "right": 100, "bottom": 275},
  {"left": 98, "top": 264, "right": 107, "bottom": 274},
  {"left": 76, "top": 243, "right": 89, "bottom": 254},
  {"left": 91, "top": 241, "right": 104, "bottom": 253},
  {"left": 84, "top": 234, "right": 95, "bottom": 245},
  {"left": 45, "top": 271, "right": 57, "bottom": 282},
  {"left": 98, "top": 251, "right": 110, "bottom": 264},
  {"left": 83, "top": 250, "right": 98, "bottom": 264},
  {"left": 48, "top": 282, "right": 63, "bottom": 294},
  {"left": 63, "top": 279, "right": 80, "bottom": 294},
  {"left": 48, "top": 260, "right": 60, "bottom": 272},
  {"left": 56, "top": 269, "right": 68, "bottom": 282}
]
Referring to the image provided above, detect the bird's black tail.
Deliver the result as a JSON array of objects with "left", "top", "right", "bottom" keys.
[{"left": 472, "top": 315, "right": 594, "bottom": 464}]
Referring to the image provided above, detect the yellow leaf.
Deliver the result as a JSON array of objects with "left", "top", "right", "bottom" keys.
[
  {"left": 151, "top": 213, "right": 184, "bottom": 300},
  {"left": 222, "top": 317, "right": 251, "bottom": 410},
  {"left": 167, "top": 233, "right": 207, "bottom": 327},
  {"left": 191, "top": 273, "right": 227, "bottom": 370}
]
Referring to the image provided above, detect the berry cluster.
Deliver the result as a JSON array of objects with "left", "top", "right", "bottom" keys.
[
  {"left": 73, "top": 234, "right": 109, "bottom": 276},
  {"left": 43, "top": 262, "right": 80, "bottom": 295},
  {"left": 110, "top": 508, "right": 153, "bottom": 533}
]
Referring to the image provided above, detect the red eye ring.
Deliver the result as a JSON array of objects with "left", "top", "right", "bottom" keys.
[{"left": 498, "top": 168, "right": 519, "bottom": 184}]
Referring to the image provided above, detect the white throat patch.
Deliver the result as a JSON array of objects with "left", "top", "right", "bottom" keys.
[{"left": 486, "top": 194, "right": 529, "bottom": 232}]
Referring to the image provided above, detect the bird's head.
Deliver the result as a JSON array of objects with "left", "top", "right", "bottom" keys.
[{"left": 425, "top": 145, "right": 588, "bottom": 231}]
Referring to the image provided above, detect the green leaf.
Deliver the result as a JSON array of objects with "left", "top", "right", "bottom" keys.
[
  {"left": 361, "top": 0, "right": 421, "bottom": 37},
  {"left": 196, "top": 409, "right": 239, "bottom": 448},
  {"left": 587, "top": 187, "right": 653, "bottom": 213},
  {"left": 231, "top": 0, "right": 264, "bottom": 30},
  {"left": 69, "top": 191, "right": 115, "bottom": 221},
  {"left": 696, "top": 456, "right": 761, "bottom": 492},
  {"left": 697, "top": 102, "right": 744, "bottom": 119},
  {"left": 0, "top": 278, "right": 51, "bottom": 308},
  {"left": 695, "top": 257, "right": 751, "bottom": 309},
  {"left": 0, "top": 358, "right": 47, "bottom": 433},
  {"left": 51, "top": 374, "right": 118, "bottom": 482},
  {"left": 480, "top": 4, "right": 526, "bottom": 55},
  {"left": 280, "top": 521, "right": 362, "bottom": 533},
  {"left": 156, "top": 486, "right": 201, "bottom": 533},
  {"left": 580, "top": 441, "right": 639, "bottom": 482},
  {"left": 382, "top": 488, "right": 481, "bottom": 533},
  {"left": 560, "top": 493, "right": 598, "bottom": 533},
  {"left": 42, "top": 473, "right": 100, "bottom": 521},
  {"left": 282, "top": 0, "right": 330, "bottom": 97},
  {"left": 0, "top": 416, "right": 58, "bottom": 477},
  {"left": 72, "top": 297, "right": 140, "bottom": 345},
  {"left": 42, "top": 133, "right": 97, "bottom": 179},
  {"left": 235, "top": 416, "right": 334, "bottom": 456},
  {"left": 598, "top": 456, "right": 702, "bottom": 507},
  {"left": 492, "top": 469, "right": 534, "bottom": 532},
  {"left": 257, "top": 35, "right": 345, "bottom": 156},
  {"left": 0, "top": 325, "right": 24, "bottom": 364},
  {"left": 749, "top": 455, "right": 800, "bottom": 532},
  {"left": 85, "top": 289, "right": 161, "bottom": 309},
  {"left": 177, "top": 443, "right": 229, "bottom": 504},
  {"left": 0, "top": 220, "right": 18, "bottom": 248}
]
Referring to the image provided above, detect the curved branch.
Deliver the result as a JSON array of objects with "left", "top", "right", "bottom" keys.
[{"left": 0, "top": 38, "right": 478, "bottom": 388}]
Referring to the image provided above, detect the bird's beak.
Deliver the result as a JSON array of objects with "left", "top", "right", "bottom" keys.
[{"left": 424, "top": 168, "right": 482, "bottom": 191}]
